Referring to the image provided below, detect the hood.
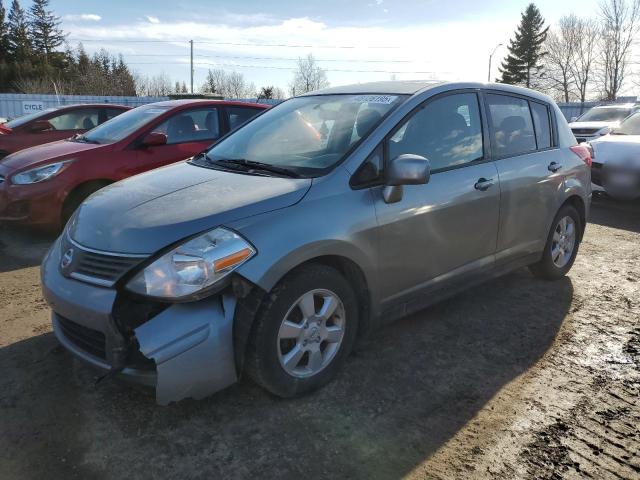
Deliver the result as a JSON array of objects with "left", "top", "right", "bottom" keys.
[
  {"left": 568, "top": 121, "right": 620, "bottom": 131},
  {"left": 0, "top": 139, "right": 105, "bottom": 172},
  {"left": 589, "top": 134, "right": 640, "bottom": 166},
  {"left": 69, "top": 162, "right": 312, "bottom": 254}
]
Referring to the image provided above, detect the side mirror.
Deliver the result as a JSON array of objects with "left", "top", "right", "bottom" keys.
[
  {"left": 383, "top": 154, "right": 430, "bottom": 204},
  {"left": 570, "top": 116, "right": 578, "bottom": 123},
  {"left": 141, "top": 132, "right": 167, "bottom": 147},
  {"left": 29, "top": 120, "right": 52, "bottom": 132}
]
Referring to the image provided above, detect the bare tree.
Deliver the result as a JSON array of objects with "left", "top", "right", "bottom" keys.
[
  {"left": 135, "top": 72, "right": 172, "bottom": 96},
  {"left": 202, "top": 68, "right": 227, "bottom": 95},
  {"left": 290, "top": 53, "right": 329, "bottom": 96},
  {"left": 597, "top": 0, "right": 640, "bottom": 100},
  {"left": 201, "top": 68, "right": 255, "bottom": 98},
  {"left": 569, "top": 17, "right": 600, "bottom": 105},
  {"left": 545, "top": 16, "right": 578, "bottom": 102}
]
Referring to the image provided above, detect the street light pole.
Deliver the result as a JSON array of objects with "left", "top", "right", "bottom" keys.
[
  {"left": 488, "top": 43, "right": 503, "bottom": 82},
  {"left": 190, "top": 39, "right": 194, "bottom": 94}
]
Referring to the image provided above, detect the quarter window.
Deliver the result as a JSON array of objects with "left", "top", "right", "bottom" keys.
[
  {"left": 530, "top": 102, "right": 552, "bottom": 149},
  {"left": 486, "top": 94, "right": 536, "bottom": 157},
  {"left": 389, "top": 93, "right": 484, "bottom": 171}
]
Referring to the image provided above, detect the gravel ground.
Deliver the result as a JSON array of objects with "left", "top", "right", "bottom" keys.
[{"left": 0, "top": 194, "right": 638, "bottom": 480}]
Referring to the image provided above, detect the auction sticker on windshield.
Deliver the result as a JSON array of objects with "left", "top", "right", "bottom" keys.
[{"left": 351, "top": 95, "right": 398, "bottom": 104}]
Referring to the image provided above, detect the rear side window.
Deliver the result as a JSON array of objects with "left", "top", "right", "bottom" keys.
[
  {"left": 486, "top": 94, "right": 536, "bottom": 158},
  {"left": 389, "top": 92, "right": 484, "bottom": 171},
  {"left": 153, "top": 107, "right": 220, "bottom": 144},
  {"left": 227, "top": 107, "right": 261, "bottom": 131},
  {"left": 530, "top": 102, "right": 552, "bottom": 149}
]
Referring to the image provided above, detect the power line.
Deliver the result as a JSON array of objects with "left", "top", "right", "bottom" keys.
[
  {"left": 126, "top": 60, "right": 439, "bottom": 75},
  {"left": 67, "top": 37, "right": 400, "bottom": 49},
  {"left": 120, "top": 52, "right": 413, "bottom": 64}
]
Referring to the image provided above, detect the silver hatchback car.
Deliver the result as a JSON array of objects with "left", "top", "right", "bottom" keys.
[{"left": 41, "top": 81, "right": 592, "bottom": 404}]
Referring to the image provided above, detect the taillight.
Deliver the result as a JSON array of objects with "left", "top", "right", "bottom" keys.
[{"left": 570, "top": 144, "right": 592, "bottom": 167}]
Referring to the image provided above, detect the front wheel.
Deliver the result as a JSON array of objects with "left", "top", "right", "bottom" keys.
[
  {"left": 529, "top": 204, "right": 582, "bottom": 280},
  {"left": 245, "top": 264, "right": 358, "bottom": 397}
]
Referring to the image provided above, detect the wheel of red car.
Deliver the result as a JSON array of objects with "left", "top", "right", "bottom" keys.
[
  {"left": 245, "top": 264, "right": 359, "bottom": 397},
  {"left": 61, "top": 182, "right": 110, "bottom": 227}
]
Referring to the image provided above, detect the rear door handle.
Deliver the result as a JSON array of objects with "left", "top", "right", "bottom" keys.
[
  {"left": 474, "top": 177, "right": 495, "bottom": 191},
  {"left": 548, "top": 161, "right": 562, "bottom": 172}
]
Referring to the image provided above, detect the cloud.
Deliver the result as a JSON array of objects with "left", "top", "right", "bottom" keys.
[
  {"left": 63, "top": 14, "right": 101, "bottom": 22},
  {"left": 146, "top": 16, "right": 160, "bottom": 24}
]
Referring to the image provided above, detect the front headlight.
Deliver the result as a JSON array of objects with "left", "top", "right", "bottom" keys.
[
  {"left": 12, "top": 160, "right": 73, "bottom": 185},
  {"left": 126, "top": 227, "right": 256, "bottom": 299}
]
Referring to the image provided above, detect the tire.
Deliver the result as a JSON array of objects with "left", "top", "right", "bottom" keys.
[
  {"left": 61, "top": 182, "right": 108, "bottom": 227},
  {"left": 245, "top": 264, "right": 359, "bottom": 397},
  {"left": 529, "top": 204, "right": 582, "bottom": 280}
]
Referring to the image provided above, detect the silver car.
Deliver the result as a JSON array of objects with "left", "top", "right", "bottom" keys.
[{"left": 41, "top": 81, "right": 592, "bottom": 404}]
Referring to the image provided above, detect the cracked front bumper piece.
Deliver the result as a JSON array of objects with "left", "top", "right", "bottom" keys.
[{"left": 42, "top": 238, "right": 239, "bottom": 405}]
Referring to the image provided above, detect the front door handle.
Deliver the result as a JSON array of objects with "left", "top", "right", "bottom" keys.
[
  {"left": 548, "top": 161, "right": 562, "bottom": 172},
  {"left": 474, "top": 177, "right": 495, "bottom": 191}
]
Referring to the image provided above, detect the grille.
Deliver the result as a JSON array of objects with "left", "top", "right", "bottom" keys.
[
  {"left": 58, "top": 316, "right": 107, "bottom": 359},
  {"left": 61, "top": 234, "right": 146, "bottom": 287},
  {"left": 571, "top": 128, "right": 599, "bottom": 135}
]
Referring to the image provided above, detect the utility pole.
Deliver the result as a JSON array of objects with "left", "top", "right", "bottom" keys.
[
  {"left": 488, "top": 43, "right": 503, "bottom": 82},
  {"left": 190, "top": 39, "right": 194, "bottom": 94}
]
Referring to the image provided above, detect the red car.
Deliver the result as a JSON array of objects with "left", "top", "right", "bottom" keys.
[
  {"left": 0, "top": 100, "right": 267, "bottom": 229},
  {"left": 0, "top": 104, "right": 130, "bottom": 159}
]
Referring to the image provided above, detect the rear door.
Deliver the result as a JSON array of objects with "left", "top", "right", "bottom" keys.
[
  {"left": 372, "top": 91, "right": 501, "bottom": 310},
  {"left": 134, "top": 106, "right": 224, "bottom": 172},
  {"left": 485, "top": 93, "right": 563, "bottom": 264}
]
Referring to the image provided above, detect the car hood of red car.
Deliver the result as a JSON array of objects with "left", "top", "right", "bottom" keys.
[{"left": 0, "top": 139, "right": 105, "bottom": 172}]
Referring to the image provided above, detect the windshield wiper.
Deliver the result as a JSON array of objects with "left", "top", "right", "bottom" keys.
[{"left": 212, "top": 158, "right": 300, "bottom": 178}]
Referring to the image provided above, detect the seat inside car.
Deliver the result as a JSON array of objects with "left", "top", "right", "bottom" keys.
[
  {"left": 497, "top": 115, "right": 534, "bottom": 155},
  {"left": 82, "top": 117, "right": 96, "bottom": 130},
  {"left": 205, "top": 111, "right": 219, "bottom": 136},
  {"left": 168, "top": 115, "right": 196, "bottom": 142},
  {"left": 355, "top": 108, "right": 382, "bottom": 138}
]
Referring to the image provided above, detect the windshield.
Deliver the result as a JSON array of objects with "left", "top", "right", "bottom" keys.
[
  {"left": 5, "top": 108, "right": 57, "bottom": 129},
  {"left": 80, "top": 104, "right": 171, "bottom": 144},
  {"left": 614, "top": 112, "right": 640, "bottom": 135},
  {"left": 202, "top": 94, "right": 405, "bottom": 176},
  {"left": 577, "top": 107, "right": 632, "bottom": 122}
]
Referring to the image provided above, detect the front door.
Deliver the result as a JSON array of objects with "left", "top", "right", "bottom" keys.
[
  {"left": 373, "top": 91, "right": 501, "bottom": 310},
  {"left": 135, "top": 106, "right": 224, "bottom": 172}
]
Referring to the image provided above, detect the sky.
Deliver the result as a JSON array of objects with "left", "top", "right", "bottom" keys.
[{"left": 43, "top": 0, "right": 606, "bottom": 93}]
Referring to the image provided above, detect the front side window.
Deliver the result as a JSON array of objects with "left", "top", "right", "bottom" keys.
[
  {"left": 153, "top": 108, "right": 221, "bottom": 144},
  {"left": 614, "top": 112, "right": 640, "bottom": 135},
  {"left": 81, "top": 105, "right": 171, "bottom": 144},
  {"left": 202, "top": 94, "right": 405, "bottom": 177},
  {"left": 486, "top": 94, "right": 536, "bottom": 158},
  {"left": 49, "top": 108, "right": 101, "bottom": 131},
  {"left": 531, "top": 102, "right": 552, "bottom": 149},
  {"left": 389, "top": 92, "right": 484, "bottom": 171}
]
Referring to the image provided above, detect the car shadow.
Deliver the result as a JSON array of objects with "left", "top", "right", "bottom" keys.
[
  {"left": 0, "top": 269, "right": 573, "bottom": 479},
  {"left": 589, "top": 193, "right": 640, "bottom": 234},
  {"left": 0, "top": 225, "right": 55, "bottom": 273}
]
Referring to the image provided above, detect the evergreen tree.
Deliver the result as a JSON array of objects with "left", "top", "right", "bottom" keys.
[
  {"left": 29, "top": 0, "right": 64, "bottom": 63},
  {"left": 7, "top": 0, "right": 32, "bottom": 62},
  {"left": 498, "top": 3, "right": 549, "bottom": 87},
  {"left": 0, "top": 0, "right": 10, "bottom": 62},
  {"left": 181, "top": 81, "right": 187, "bottom": 93}
]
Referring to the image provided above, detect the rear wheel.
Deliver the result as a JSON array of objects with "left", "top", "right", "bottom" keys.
[
  {"left": 529, "top": 204, "right": 582, "bottom": 280},
  {"left": 245, "top": 264, "right": 358, "bottom": 397}
]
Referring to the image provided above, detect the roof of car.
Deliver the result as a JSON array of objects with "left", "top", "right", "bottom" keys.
[
  {"left": 147, "top": 99, "right": 268, "bottom": 109},
  {"left": 591, "top": 104, "right": 637, "bottom": 109},
  {"left": 303, "top": 81, "right": 555, "bottom": 103},
  {"left": 55, "top": 103, "right": 131, "bottom": 110}
]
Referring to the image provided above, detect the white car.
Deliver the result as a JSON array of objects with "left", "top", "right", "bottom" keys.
[
  {"left": 569, "top": 104, "right": 639, "bottom": 143},
  {"left": 589, "top": 112, "right": 640, "bottom": 200}
]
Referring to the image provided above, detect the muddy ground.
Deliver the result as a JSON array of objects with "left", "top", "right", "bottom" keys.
[{"left": 0, "top": 194, "right": 638, "bottom": 480}]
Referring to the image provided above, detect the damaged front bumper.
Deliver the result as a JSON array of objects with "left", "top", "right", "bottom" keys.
[{"left": 41, "top": 238, "right": 239, "bottom": 405}]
